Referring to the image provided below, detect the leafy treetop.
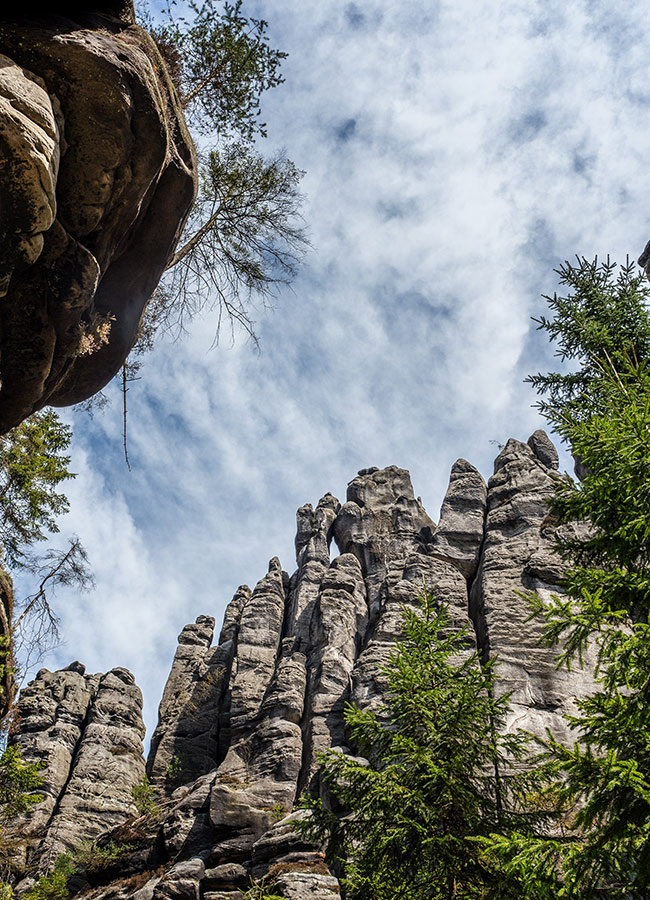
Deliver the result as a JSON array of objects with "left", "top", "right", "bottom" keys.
[
  {"left": 124, "top": 0, "right": 308, "bottom": 376},
  {"left": 154, "top": 0, "right": 287, "bottom": 141},
  {"left": 0, "top": 411, "right": 74, "bottom": 569},
  {"left": 491, "top": 256, "right": 650, "bottom": 898}
]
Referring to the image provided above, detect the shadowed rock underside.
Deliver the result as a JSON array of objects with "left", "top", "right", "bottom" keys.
[{"left": 0, "top": 4, "right": 196, "bottom": 431}]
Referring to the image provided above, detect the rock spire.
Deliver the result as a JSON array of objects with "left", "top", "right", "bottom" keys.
[{"left": 9, "top": 433, "right": 596, "bottom": 899}]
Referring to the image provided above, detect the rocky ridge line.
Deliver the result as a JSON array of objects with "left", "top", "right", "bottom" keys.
[{"left": 9, "top": 432, "right": 597, "bottom": 900}]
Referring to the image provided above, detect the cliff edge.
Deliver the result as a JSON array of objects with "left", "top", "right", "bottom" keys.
[{"left": 0, "top": 3, "right": 197, "bottom": 431}]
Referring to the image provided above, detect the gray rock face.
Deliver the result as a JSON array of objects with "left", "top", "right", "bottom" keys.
[
  {"left": 9, "top": 432, "right": 597, "bottom": 898},
  {"left": 272, "top": 873, "right": 341, "bottom": 899},
  {"left": 290, "top": 494, "right": 340, "bottom": 648},
  {"left": 430, "top": 458, "right": 487, "bottom": 578},
  {"left": 528, "top": 429, "right": 559, "bottom": 470},
  {"left": 333, "top": 465, "right": 435, "bottom": 616},
  {"left": 9, "top": 664, "right": 145, "bottom": 872},
  {"left": 0, "top": 53, "right": 60, "bottom": 298},
  {"left": 39, "top": 668, "right": 146, "bottom": 865},
  {"left": 11, "top": 664, "right": 99, "bottom": 843},
  {"left": 0, "top": 7, "right": 196, "bottom": 431},
  {"left": 469, "top": 438, "right": 596, "bottom": 746},
  {"left": 300, "top": 552, "right": 367, "bottom": 792},
  {"left": 208, "top": 558, "right": 302, "bottom": 860},
  {"left": 227, "top": 559, "right": 288, "bottom": 737},
  {"left": 148, "top": 616, "right": 220, "bottom": 789}
]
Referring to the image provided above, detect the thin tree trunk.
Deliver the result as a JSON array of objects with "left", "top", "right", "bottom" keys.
[
  {"left": 122, "top": 364, "right": 131, "bottom": 471},
  {"left": 181, "top": 66, "right": 224, "bottom": 107},
  {"left": 166, "top": 208, "right": 222, "bottom": 270}
]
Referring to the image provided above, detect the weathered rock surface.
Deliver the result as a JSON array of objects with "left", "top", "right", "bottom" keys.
[
  {"left": 272, "top": 873, "right": 340, "bottom": 899},
  {"left": 430, "top": 458, "right": 487, "bottom": 578},
  {"left": 9, "top": 433, "right": 597, "bottom": 898},
  {"left": 470, "top": 437, "right": 597, "bottom": 746},
  {"left": 9, "top": 663, "right": 145, "bottom": 872},
  {"left": 0, "top": 5, "right": 196, "bottom": 431},
  {"left": 147, "top": 615, "right": 225, "bottom": 789}
]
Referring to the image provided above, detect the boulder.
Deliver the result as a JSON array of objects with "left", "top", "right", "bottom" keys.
[{"left": 0, "top": 6, "right": 196, "bottom": 430}]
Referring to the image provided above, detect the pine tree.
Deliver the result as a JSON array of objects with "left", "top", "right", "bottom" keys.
[
  {"left": 133, "top": 0, "right": 309, "bottom": 352},
  {"left": 0, "top": 410, "right": 91, "bottom": 726},
  {"left": 299, "top": 590, "right": 545, "bottom": 900},
  {"left": 493, "top": 257, "right": 650, "bottom": 898},
  {"left": 0, "top": 410, "right": 73, "bottom": 569}
]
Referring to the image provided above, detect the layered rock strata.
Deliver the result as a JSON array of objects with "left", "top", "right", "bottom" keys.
[
  {"left": 8, "top": 663, "right": 145, "bottom": 872},
  {"left": 0, "top": 4, "right": 196, "bottom": 431},
  {"left": 470, "top": 432, "right": 596, "bottom": 746},
  {"left": 10, "top": 433, "right": 596, "bottom": 899}
]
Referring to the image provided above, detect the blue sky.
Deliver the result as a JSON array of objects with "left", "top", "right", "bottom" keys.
[{"left": 14, "top": 0, "right": 650, "bottom": 740}]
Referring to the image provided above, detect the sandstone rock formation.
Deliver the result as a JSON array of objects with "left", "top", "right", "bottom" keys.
[
  {"left": 470, "top": 434, "right": 596, "bottom": 748},
  {"left": 0, "top": 4, "right": 196, "bottom": 432},
  {"left": 8, "top": 433, "right": 596, "bottom": 899},
  {"left": 8, "top": 663, "right": 145, "bottom": 873}
]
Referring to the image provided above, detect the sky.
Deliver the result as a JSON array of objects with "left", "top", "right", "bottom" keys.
[{"left": 13, "top": 0, "right": 650, "bottom": 742}]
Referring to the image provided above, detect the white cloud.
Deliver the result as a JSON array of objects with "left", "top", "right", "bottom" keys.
[{"left": 18, "top": 0, "right": 650, "bottom": 741}]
